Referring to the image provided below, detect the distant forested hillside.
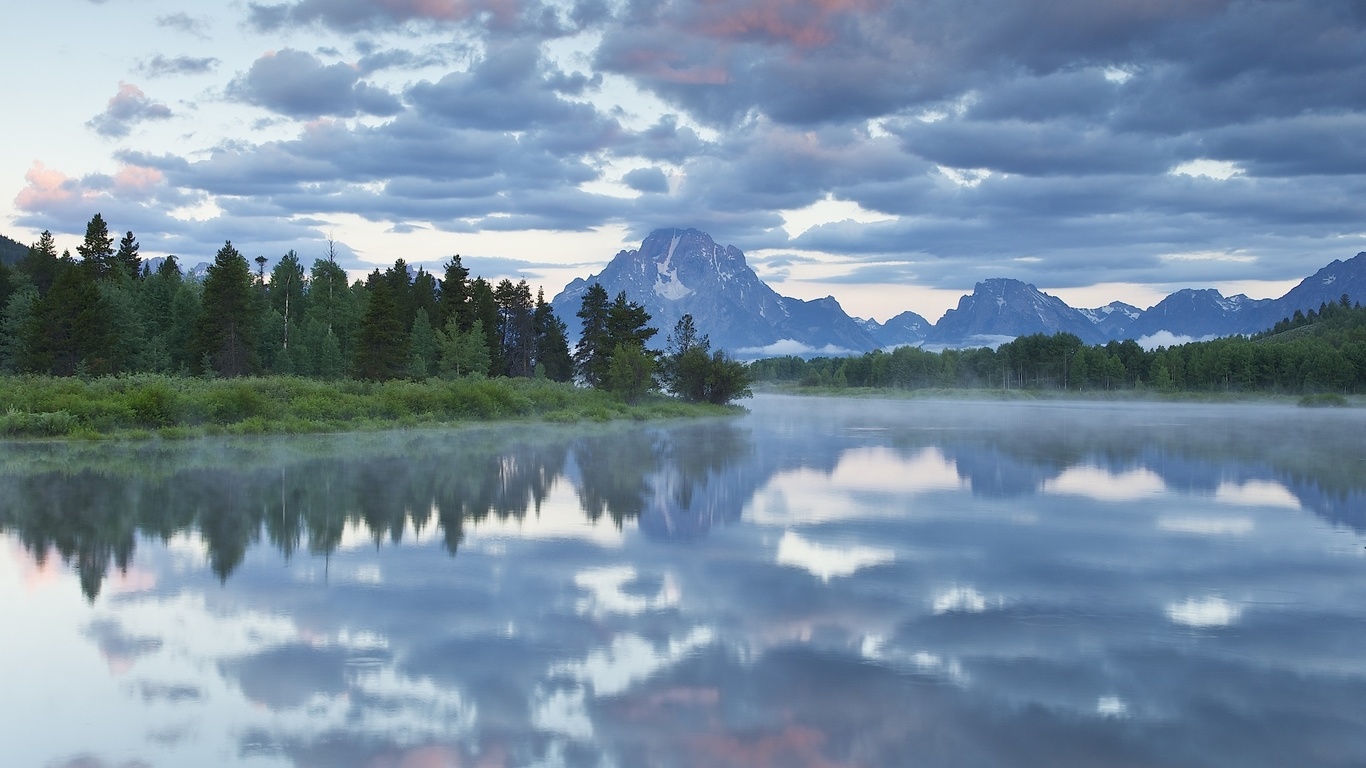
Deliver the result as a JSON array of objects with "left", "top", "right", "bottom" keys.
[
  {"left": 751, "top": 296, "right": 1366, "bottom": 395},
  {"left": 0, "top": 233, "right": 27, "bottom": 266}
]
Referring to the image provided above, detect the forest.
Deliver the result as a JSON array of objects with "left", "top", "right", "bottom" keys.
[
  {"left": 750, "top": 296, "right": 1366, "bottom": 396},
  {"left": 0, "top": 214, "right": 750, "bottom": 419}
]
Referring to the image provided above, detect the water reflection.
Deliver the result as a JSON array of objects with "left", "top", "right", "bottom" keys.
[{"left": 2, "top": 397, "right": 1365, "bottom": 767}]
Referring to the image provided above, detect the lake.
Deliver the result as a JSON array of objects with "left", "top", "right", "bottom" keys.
[{"left": 2, "top": 394, "right": 1365, "bottom": 768}]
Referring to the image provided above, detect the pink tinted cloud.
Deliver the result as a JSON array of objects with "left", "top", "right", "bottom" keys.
[
  {"left": 691, "top": 0, "right": 882, "bottom": 48},
  {"left": 113, "top": 165, "right": 167, "bottom": 196},
  {"left": 15, "top": 161, "right": 80, "bottom": 212},
  {"left": 16, "top": 162, "right": 167, "bottom": 213},
  {"left": 379, "top": 0, "right": 520, "bottom": 25},
  {"left": 619, "top": 49, "right": 731, "bottom": 85}
]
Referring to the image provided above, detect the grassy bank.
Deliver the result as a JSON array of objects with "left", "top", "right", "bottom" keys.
[{"left": 0, "top": 374, "right": 739, "bottom": 439}]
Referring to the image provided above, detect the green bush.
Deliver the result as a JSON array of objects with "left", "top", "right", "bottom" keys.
[{"left": 1298, "top": 392, "right": 1349, "bottom": 408}]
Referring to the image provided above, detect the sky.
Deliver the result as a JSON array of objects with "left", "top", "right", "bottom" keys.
[{"left": 2, "top": 0, "right": 1365, "bottom": 322}]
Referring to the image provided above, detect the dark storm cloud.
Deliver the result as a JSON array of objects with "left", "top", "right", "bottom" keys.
[
  {"left": 228, "top": 49, "right": 403, "bottom": 119},
  {"left": 139, "top": 54, "right": 220, "bottom": 78},
  {"left": 86, "top": 83, "right": 173, "bottom": 139}
]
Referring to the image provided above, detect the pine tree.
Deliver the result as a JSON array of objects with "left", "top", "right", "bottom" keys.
[
  {"left": 437, "top": 316, "right": 491, "bottom": 379},
  {"left": 533, "top": 289, "right": 573, "bottom": 382},
  {"left": 76, "top": 213, "right": 117, "bottom": 279},
  {"left": 268, "top": 250, "right": 307, "bottom": 354},
  {"left": 22, "top": 260, "right": 115, "bottom": 375},
  {"left": 494, "top": 278, "right": 534, "bottom": 377},
  {"left": 437, "top": 255, "right": 471, "bottom": 331},
  {"left": 573, "top": 283, "right": 611, "bottom": 386},
  {"left": 114, "top": 231, "right": 141, "bottom": 279},
  {"left": 307, "top": 249, "right": 357, "bottom": 360},
  {"left": 20, "top": 230, "right": 61, "bottom": 295},
  {"left": 190, "top": 241, "right": 259, "bottom": 377},
  {"left": 407, "top": 307, "right": 438, "bottom": 378},
  {"left": 352, "top": 271, "right": 409, "bottom": 381},
  {"left": 470, "top": 277, "right": 502, "bottom": 376}
]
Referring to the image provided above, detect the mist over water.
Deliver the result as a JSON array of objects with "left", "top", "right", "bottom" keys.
[{"left": 2, "top": 395, "right": 1365, "bottom": 767}]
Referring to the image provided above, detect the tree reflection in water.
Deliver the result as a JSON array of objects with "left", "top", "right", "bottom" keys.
[{"left": 0, "top": 421, "right": 752, "bottom": 600}]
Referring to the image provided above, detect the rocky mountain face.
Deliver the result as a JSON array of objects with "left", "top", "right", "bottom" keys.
[
  {"left": 867, "top": 310, "right": 931, "bottom": 348},
  {"left": 1121, "top": 289, "right": 1271, "bottom": 341},
  {"left": 923, "top": 279, "right": 1108, "bottom": 347},
  {"left": 551, "top": 228, "right": 875, "bottom": 355},
  {"left": 552, "top": 228, "right": 1366, "bottom": 355}
]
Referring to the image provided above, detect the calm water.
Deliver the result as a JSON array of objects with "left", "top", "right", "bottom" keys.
[{"left": 2, "top": 395, "right": 1365, "bottom": 768}]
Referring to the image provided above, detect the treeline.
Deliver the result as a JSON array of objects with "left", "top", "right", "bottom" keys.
[
  {"left": 751, "top": 296, "right": 1366, "bottom": 394},
  {"left": 0, "top": 214, "right": 751, "bottom": 405},
  {"left": 0, "top": 214, "right": 576, "bottom": 383}
]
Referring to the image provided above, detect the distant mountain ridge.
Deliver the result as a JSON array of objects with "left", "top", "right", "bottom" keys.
[
  {"left": 552, "top": 228, "right": 1366, "bottom": 356},
  {"left": 0, "top": 232, "right": 28, "bottom": 266}
]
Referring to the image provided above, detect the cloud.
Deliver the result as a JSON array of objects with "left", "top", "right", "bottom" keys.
[
  {"left": 86, "top": 83, "right": 173, "bottom": 138},
  {"left": 156, "top": 12, "right": 211, "bottom": 38},
  {"left": 247, "top": 0, "right": 538, "bottom": 34},
  {"left": 735, "top": 339, "right": 858, "bottom": 357},
  {"left": 139, "top": 54, "right": 219, "bottom": 78},
  {"left": 623, "top": 167, "right": 668, "bottom": 194},
  {"left": 228, "top": 49, "right": 403, "bottom": 118},
  {"left": 1136, "top": 331, "right": 1219, "bottom": 350}
]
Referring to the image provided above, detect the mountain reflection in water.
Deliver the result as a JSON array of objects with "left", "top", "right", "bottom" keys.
[{"left": 1, "top": 395, "right": 1364, "bottom": 768}]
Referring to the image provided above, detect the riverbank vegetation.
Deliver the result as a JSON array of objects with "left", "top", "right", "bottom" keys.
[
  {"left": 0, "top": 215, "right": 751, "bottom": 437},
  {"left": 750, "top": 296, "right": 1366, "bottom": 398},
  {"left": 0, "top": 374, "right": 738, "bottom": 439}
]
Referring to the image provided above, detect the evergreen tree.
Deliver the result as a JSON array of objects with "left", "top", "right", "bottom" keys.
[
  {"left": 532, "top": 289, "right": 573, "bottom": 382},
  {"left": 437, "top": 316, "right": 491, "bottom": 378},
  {"left": 437, "top": 255, "right": 471, "bottom": 331},
  {"left": 268, "top": 250, "right": 307, "bottom": 355},
  {"left": 22, "top": 259, "right": 115, "bottom": 375},
  {"left": 190, "top": 241, "right": 259, "bottom": 377},
  {"left": 384, "top": 259, "right": 416, "bottom": 332},
  {"left": 76, "top": 213, "right": 117, "bottom": 279},
  {"left": 412, "top": 267, "right": 439, "bottom": 328},
  {"left": 470, "top": 277, "right": 503, "bottom": 375},
  {"left": 661, "top": 314, "right": 708, "bottom": 396},
  {"left": 20, "top": 230, "right": 61, "bottom": 295},
  {"left": 607, "top": 290, "right": 657, "bottom": 352},
  {"left": 307, "top": 250, "right": 358, "bottom": 361},
  {"left": 0, "top": 259, "right": 12, "bottom": 316},
  {"left": 573, "top": 283, "right": 611, "bottom": 386},
  {"left": 114, "top": 231, "right": 141, "bottom": 280},
  {"left": 0, "top": 283, "right": 37, "bottom": 372},
  {"left": 352, "top": 271, "right": 409, "bottom": 380},
  {"left": 407, "top": 307, "right": 438, "bottom": 378},
  {"left": 494, "top": 278, "right": 534, "bottom": 377}
]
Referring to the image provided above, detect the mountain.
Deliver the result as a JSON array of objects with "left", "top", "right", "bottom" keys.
[
  {"left": 1118, "top": 252, "right": 1366, "bottom": 342},
  {"left": 863, "top": 310, "right": 932, "bottom": 348},
  {"left": 553, "top": 228, "right": 1366, "bottom": 356},
  {"left": 1078, "top": 301, "right": 1142, "bottom": 339},
  {"left": 1, "top": 232, "right": 28, "bottom": 266},
  {"left": 1258, "top": 252, "right": 1366, "bottom": 329},
  {"left": 924, "top": 278, "right": 1107, "bottom": 346},
  {"left": 551, "top": 228, "right": 876, "bottom": 356},
  {"left": 1122, "top": 289, "right": 1272, "bottom": 342}
]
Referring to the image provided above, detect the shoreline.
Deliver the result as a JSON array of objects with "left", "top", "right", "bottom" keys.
[
  {"left": 750, "top": 382, "right": 1360, "bottom": 407},
  {"left": 0, "top": 374, "right": 743, "bottom": 441}
]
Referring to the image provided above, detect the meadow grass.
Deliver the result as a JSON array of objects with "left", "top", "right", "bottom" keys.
[{"left": 0, "top": 374, "right": 738, "bottom": 439}]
